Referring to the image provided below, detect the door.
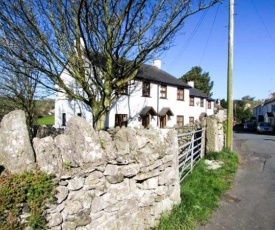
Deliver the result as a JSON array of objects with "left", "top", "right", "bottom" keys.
[
  {"left": 160, "top": 116, "right": 166, "bottom": 128},
  {"left": 142, "top": 115, "right": 150, "bottom": 128}
]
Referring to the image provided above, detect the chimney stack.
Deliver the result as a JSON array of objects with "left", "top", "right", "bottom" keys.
[
  {"left": 187, "top": 81, "right": 194, "bottom": 88},
  {"left": 152, "top": 59, "right": 161, "bottom": 69}
]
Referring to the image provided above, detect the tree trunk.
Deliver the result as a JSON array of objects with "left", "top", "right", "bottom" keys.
[
  {"left": 96, "top": 112, "right": 107, "bottom": 130},
  {"left": 92, "top": 93, "right": 112, "bottom": 130}
]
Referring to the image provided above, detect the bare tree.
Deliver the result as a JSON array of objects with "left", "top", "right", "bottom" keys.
[
  {"left": 0, "top": 60, "right": 44, "bottom": 139},
  {"left": 0, "top": 0, "right": 220, "bottom": 129}
]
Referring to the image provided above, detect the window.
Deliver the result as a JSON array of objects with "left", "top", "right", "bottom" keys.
[
  {"left": 62, "top": 113, "right": 66, "bottom": 126},
  {"left": 208, "top": 101, "right": 211, "bottom": 109},
  {"left": 189, "top": 116, "right": 194, "bottom": 125},
  {"left": 189, "top": 97, "right": 194, "bottom": 106},
  {"left": 177, "top": 116, "right": 184, "bottom": 127},
  {"left": 115, "top": 114, "right": 128, "bottom": 127},
  {"left": 142, "top": 82, "right": 150, "bottom": 97},
  {"left": 200, "top": 98, "right": 204, "bottom": 107},
  {"left": 117, "top": 84, "right": 128, "bottom": 95},
  {"left": 177, "top": 88, "right": 184, "bottom": 100},
  {"left": 160, "top": 85, "right": 167, "bottom": 99}
]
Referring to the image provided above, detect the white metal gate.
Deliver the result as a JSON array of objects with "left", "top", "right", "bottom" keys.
[{"left": 177, "top": 128, "right": 205, "bottom": 184}]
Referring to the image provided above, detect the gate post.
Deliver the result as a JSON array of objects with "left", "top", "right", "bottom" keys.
[{"left": 200, "top": 119, "right": 206, "bottom": 158}]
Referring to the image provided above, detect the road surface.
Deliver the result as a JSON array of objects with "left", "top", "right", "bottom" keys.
[{"left": 198, "top": 130, "right": 275, "bottom": 230}]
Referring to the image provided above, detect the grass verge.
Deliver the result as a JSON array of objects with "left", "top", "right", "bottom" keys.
[
  {"left": 156, "top": 149, "right": 239, "bottom": 230},
  {"left": 36, "top": 115, "right": 54, "bottom": 125}
]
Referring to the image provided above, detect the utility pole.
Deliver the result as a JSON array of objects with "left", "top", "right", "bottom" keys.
[{"left": 226, "top": 0, "right": 234, "bottom": 150}]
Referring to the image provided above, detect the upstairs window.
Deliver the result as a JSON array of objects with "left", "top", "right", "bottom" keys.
[
  {"left": 117, "top": 84, "right": 128, "bottom": 95},
  {"left": 189, "top": 97, "right": 194, "bottom": 106},
  {"left": 160, "top": 85, "right": 167, "bottom": 99},
  {"left": 177, "top": 88, "right": 184, "bottom": 100},
  {"left": 142, "top": 82, "right": 150, "bottom": 97}
]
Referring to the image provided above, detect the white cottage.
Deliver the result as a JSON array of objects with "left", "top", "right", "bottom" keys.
[
  {"left": 253, "top": 97, "right": 275, "bottom": 126},
  {"left": 55, "top": 60, "right": 215, "bottom": 129}
]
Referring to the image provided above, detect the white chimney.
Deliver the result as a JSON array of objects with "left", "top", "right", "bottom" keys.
[
  {"left": 152, "top": 59, "right": 161, "bottom": 69},
  {"left": 187, "top": 81, "right": 194, "bottom": 87}
]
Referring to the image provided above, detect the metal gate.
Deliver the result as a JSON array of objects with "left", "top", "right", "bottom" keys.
[{"left": 177, "top": 128, "right": 205, "bottom": 184}]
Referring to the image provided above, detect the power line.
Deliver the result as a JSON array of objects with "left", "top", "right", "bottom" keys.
[
  {"left": 199, "top": 3, "right": 220, "bottom": 65},
  {"left": 250, "top": 0, "right": 275, "bottom": 49},
  {"left": 166, "top": 8, "right": 209, "bottom": 72}
]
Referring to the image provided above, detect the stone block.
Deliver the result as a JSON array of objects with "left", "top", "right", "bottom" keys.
[{"left": 0, "top": 110, "right": 35, "bottom": 173}]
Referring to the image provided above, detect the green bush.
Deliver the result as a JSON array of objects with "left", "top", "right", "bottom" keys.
[{"left": 0, "top": 170, "right": 55, "bottom": 230}]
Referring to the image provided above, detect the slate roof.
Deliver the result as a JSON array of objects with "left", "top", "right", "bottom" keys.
[
  {"left": 189, "top": 88, "right": 208, "bottom": 98},
  {"left": 136, "top": 64, "right": 191, "bottom": 89},
  {"left": 136, "top": 64, "right": 215, "bottom": 101},
  {"left": 263, "top": 97, "right": 275, "bottom": 105},
  {"left": 188, "top": 88, "right": 215, "bottom": 101}
]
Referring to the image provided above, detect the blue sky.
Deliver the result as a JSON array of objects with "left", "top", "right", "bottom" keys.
[{"left": 159, "top": 0, "right": 275, "bottom": 101}]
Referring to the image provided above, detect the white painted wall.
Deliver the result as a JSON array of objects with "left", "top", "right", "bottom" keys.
[
  {"left": 54, "top": 69, "right": 93, "bottom": 128},
  {"left": 55, "top": 69, "right": 214, "bottom": 128}
]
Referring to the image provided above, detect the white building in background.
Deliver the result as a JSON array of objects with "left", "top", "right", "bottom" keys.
[
  {"left": 253, "top": 97, "right": 275, "bottom": 126},
  {"left": 55, "top": 60, "right": 215, "bottom": 129}
]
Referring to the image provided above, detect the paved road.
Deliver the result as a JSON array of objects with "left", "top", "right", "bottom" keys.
[{"left": 198, "top": 131, "right": 275, "bottom": 230}]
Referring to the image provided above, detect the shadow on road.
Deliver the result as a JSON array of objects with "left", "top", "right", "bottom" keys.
[{"left": 233, "top": 124, "right": 255, "bottom": 134}]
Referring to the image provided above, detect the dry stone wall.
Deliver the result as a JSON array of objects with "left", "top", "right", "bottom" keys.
[
  {"left": 0, "top": 110, "right": 181, "bottom": 230},
  {"left": 0, "top": 110, "right": 225, "bottom": 229}
]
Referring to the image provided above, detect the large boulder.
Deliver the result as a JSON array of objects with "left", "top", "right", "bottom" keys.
[{"left": 0, "top": 110, "right": 35, "bottom": 173}]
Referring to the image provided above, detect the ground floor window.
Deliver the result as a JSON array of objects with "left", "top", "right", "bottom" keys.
[
  {"left": 115, "top": 114, "right": 128, "bottom": 127},
  {"left": 189, "top": 116, "right": 194, "bottom": 125},
  {"left": 177, "top": 115, "right": 184, "bottom": 127}
]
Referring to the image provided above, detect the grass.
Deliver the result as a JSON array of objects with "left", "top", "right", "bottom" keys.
[
  {"left": 156, "top": 149, "right": 239, "bottom": 230},
  {"left": 36, "top": 115, "right": 54, "bottom": 125}
]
